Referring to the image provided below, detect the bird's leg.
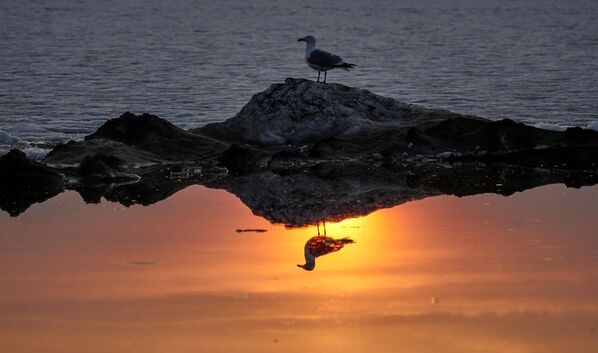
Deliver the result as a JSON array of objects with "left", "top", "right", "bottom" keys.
[
  {"left": 317, "top": 222, "right": 321, "bottom": 236},
  {"left": 317, "top": 71, "right": 321, "bottom": 82},
  {"left": 323, "top": 221, "right": 327, "bottom": 236},
  {"left": 324, "top": 71, "right": 327, "bottom": 83}
]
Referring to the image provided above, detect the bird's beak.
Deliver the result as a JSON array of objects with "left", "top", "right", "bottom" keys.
[
  {"left": 297, "top": 37, "right": 305, "bottom": 42},
  {"left": 297, "top": 264, "right": 304, "bottom": 268}
]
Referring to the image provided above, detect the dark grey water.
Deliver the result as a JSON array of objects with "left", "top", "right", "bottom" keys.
[{"left": 1, "top": 0, "right": 597, "bottom": 156}]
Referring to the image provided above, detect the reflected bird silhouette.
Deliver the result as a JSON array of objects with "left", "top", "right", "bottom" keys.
[{"left": 297, "top": 221, "right": 355, "bottom": 271}]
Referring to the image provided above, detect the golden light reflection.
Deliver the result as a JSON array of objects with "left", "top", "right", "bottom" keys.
[{"left": 0, "top": 184, "right": 597, "bottom": 353}]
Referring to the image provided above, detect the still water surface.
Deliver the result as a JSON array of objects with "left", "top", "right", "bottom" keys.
[{"left": 1, "top": 184, "right": 597, "bottom": 352}]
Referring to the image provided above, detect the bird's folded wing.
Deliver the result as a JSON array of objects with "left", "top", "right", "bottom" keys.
[{"left": 308, "top": 49, "right": 344, "bottom": 67}]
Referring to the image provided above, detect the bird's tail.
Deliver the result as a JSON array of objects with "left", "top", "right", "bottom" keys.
[{"left": 336, "top": 63, "right": 356, "bottom": 71}]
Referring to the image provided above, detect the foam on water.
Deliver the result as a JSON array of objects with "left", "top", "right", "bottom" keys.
[{"left": 532, "top": 122, "right": 569, "bottom": 132}]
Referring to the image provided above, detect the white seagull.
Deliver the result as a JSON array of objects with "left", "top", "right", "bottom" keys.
[{"left": 297, "top": 35, "right": 355, "bottom": 83}]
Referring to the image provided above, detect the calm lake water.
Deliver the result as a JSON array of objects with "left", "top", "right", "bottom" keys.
[
  {"left": 1, "top": 0, "right": 598, "bottom": 155},
  {"left": 1, "top": 184, "right": 597, "bottom": 352}
]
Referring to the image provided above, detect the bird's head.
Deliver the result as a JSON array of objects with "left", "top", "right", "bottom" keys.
[
  {"left": 297, "top": 263, "right": 315, "bottom": 271},
  {"left": 297, "top": 35, "right": 316, "bottom": 44}
]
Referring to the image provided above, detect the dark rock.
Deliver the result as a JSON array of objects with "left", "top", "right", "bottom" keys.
[
  {"left": 406, "top": 127, "right": 422, "bottom": 143},
  {"left": 465, "top": 146, "right": 598, "bottom": 170},
  {"left": 86, "top": 111, "right": 181, "bottom": 143},
  {"left": 0, "top": 149, "right": 63, "bottom": 183},
  {"left": 197, "top": 79, "right": 598, "bottom": 171},
  {"left": 78, "top": 153, "right": 129, "bottom": 180},
  {"left": 44, "top": 138, "right": 165, "bottom": 169},
  {"left": 421, "top": 117, "right": 562, "bottom": 152},
  {"left": 38, "top": 81, "right": 598, "bottom": 174},
  {"left": 0, "top": 149, "right": 64, "bottom": 217},
  {"left": 196, "top": 78, "right": 466, "bottom": 145},
  {"left": 2, "top": 79, "right": 598, "bottom": 219},
  {"left": 45, "top": 112, "right": 229, "bottom": 169},
  {"left": 564, "top": 126, "right": 598, "bottom": 144},
  {"left": 218, "top": 144, "right": 262, "bottom": 175}
]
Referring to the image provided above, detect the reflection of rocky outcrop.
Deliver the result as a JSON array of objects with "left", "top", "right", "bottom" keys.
[
  {"left": 1, "top": 79, "right": 598, "bottom": 219},
  {"left": 2, "top": 157, "right": 597, "bottom": 223},
  {"left": 205, "top": 167, "right": 439, "bottom": 227},
  {"left": 71, "top": 165, "right": 226, "bottom": 206},
  {"left": 206, "top": 163, "right": 598, "bottom": 227}
]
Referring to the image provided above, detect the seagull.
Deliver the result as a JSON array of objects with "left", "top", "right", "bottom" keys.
[
  {"left": 297, "top": 35, "right": 356, "bottom": 83},
  {"left": 297, "top": 221, "right": 355, "bottom": 271}
]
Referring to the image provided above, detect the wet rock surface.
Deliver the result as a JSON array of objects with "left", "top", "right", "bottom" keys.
[{"left": 1, "top": 79, "right": 597, "bottom": 219}]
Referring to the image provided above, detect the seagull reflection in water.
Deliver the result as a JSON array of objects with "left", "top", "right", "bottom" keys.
[{"left": 297, "top": 221, "right": 355, "bottom": 271}]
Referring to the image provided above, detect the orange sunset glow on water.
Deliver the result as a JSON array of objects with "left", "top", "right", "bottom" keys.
[{"left": 1, "top": 184, "right": 597, "bottom": 353}]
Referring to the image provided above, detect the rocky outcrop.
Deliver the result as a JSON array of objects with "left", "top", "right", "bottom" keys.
[
  {"left": 85, "top": 112, "right": 228, "bottom": 160},
  {"left": 407, "top": 117, "right": 598, "bottom": 152},
  {"left": 44, "top": 112, "right": 229, "bottom": 169},
  {"left": 197, "top": 78, "right": 468, "bottom": 145},
  {"left": 1, "top": 79, "right": 597, "bottom": 219},
  {"left": 197, "top": 78, "right": 598, "bottom": 167},
  {"left": 38, "top": 81, "right": 598, "bottom": 174}
]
